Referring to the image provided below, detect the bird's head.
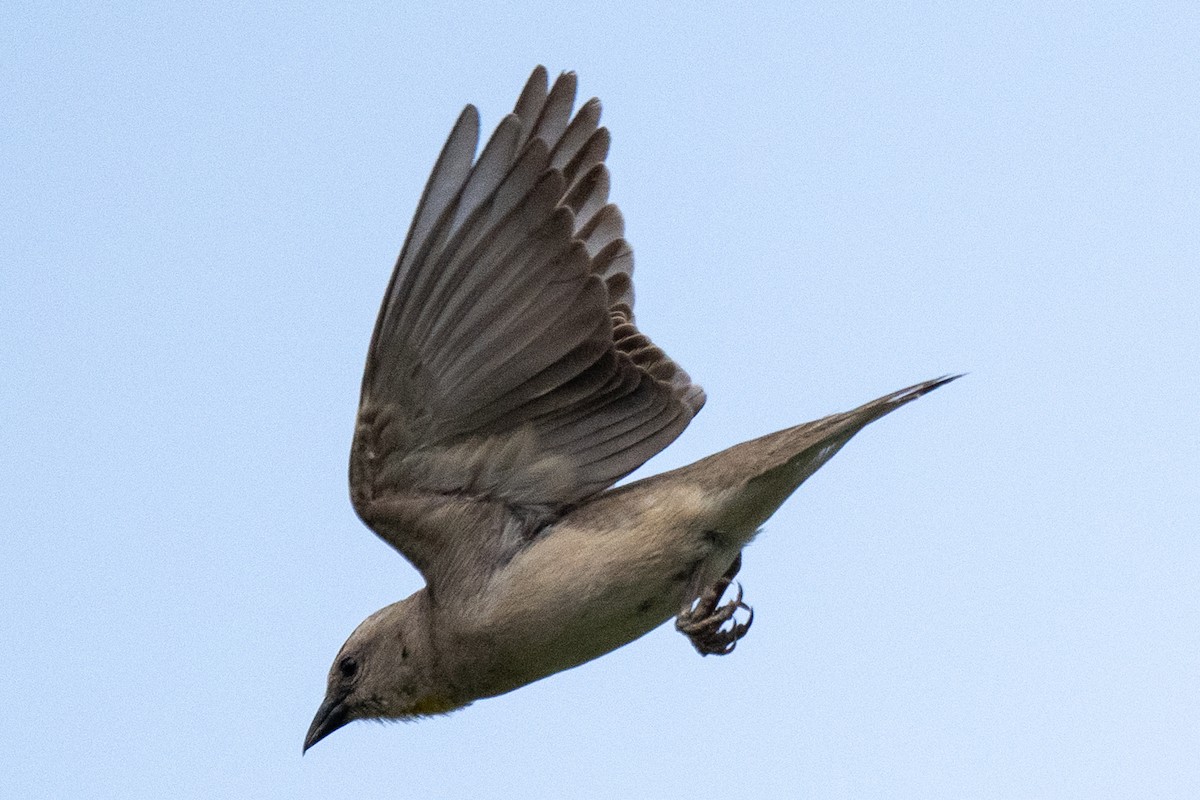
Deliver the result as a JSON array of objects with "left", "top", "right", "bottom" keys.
[{"left": 304, "top": 594, "right": 464, "bottom": 751}]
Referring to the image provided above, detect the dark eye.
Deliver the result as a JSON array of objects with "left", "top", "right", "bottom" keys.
[{"left": 338, "top": 656, "right": 358, "bottom": 679}]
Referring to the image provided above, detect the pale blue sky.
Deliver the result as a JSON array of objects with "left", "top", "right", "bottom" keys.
[{"left": 4, "top": 2, "right": 1198, "bottom": 798}]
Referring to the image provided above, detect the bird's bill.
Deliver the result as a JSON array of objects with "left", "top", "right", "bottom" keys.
[{"left": 303, "top": 693, "right": 351, "bottom": 752}]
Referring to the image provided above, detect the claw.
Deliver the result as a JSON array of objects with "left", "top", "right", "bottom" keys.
[{"left": 675, "top": 561, "right": 755, "bottom": 656}]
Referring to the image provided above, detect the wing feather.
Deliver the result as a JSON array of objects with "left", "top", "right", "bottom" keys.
[{"left": 350, "top": 67, "right": 706, "bottom": 574}]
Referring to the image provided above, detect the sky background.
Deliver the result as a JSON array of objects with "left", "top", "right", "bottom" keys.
[{"left": 4, "top": 2, "right": 1198, "bottom": 798}]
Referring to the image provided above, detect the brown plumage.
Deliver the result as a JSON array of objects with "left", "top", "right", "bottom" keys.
[{"left": 306, "top": 66, "right": 957, "bottom": 751}]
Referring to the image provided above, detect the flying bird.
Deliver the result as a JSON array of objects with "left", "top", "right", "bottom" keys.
[{"left": 305, "top": 66, "right": 957, "bottom": 751}]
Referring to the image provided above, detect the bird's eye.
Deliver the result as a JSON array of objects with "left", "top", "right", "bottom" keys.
[{"left": 338, "top": 656, "right": 358, "bottom": 679}]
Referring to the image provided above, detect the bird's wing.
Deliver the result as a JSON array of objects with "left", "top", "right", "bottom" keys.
[{"left": 350, "top": 67, "right": 705, "bottom": 576}]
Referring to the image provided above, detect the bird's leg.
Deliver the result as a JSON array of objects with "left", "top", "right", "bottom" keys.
[{"left": 675, "top": 553, "right": 754, "bottom": 656}]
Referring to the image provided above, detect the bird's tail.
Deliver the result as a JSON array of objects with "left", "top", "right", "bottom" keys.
[{"left": 696, "top": 375, "right": 961, "bottom": 534}]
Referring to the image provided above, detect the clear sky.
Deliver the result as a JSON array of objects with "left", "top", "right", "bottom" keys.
[{"left": 4, "top": 2, "right": 1198, "bottom": 798}]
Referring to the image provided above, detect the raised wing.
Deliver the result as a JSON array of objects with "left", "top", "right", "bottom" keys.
[{"left": 350, "top": 67, "right": 705, "bottom": 573}]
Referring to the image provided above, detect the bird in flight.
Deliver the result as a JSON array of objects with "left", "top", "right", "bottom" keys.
[{"left": 305, "top": 66, "right": 957, "bottom": 751}]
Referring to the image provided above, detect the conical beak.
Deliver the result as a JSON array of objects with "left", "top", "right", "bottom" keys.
[{"left": 304, "top": 692, "right": 351, "bottom": 753}]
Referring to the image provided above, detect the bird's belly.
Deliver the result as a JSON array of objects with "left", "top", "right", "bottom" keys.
[{"left": 460, "top": 516, "right": 735, "bottom": 698}]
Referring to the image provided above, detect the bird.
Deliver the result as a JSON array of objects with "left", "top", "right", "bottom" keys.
[{"left": 304, "top": 65, "right": 957, "bottom": 751}]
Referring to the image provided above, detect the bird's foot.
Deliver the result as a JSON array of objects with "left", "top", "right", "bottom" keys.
[{"left": 675, "top": 554, "right": 754, "bottom": 656}]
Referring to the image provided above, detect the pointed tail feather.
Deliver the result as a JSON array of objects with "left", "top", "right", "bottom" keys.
[{"left": 700, "top": 374, "right": 961, "bottom": 533}]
